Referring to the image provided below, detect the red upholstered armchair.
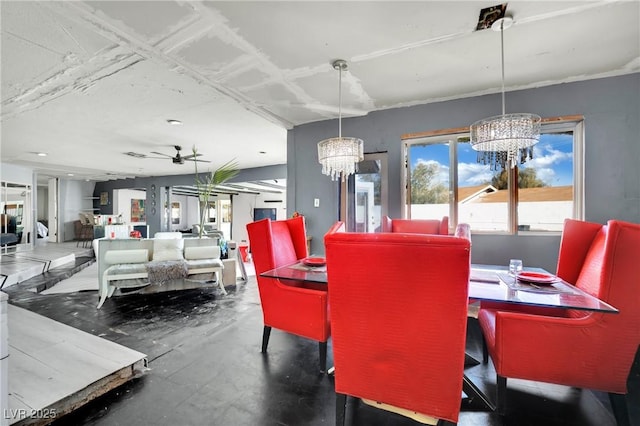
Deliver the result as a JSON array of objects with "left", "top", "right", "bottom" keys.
[
  {"left": 246, "top": 216, "right": 330, "bottom": 372},
  {"left": 478, "top": 219, "right": 640, "bottom": 423},
  {"left": 325, "top": 223, "right": 471, "bottom": 425},
  {"left": 381, "top": 215, "right": 449, "bottom": 235}
]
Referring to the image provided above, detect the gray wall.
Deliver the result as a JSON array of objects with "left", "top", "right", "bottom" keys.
[
  {"left": 288, "top": 74, "right": 640, "bottom": 272},
  {"left": 94, "top": 164, "right": 287, "bottom": 237},
  {"left": 60, "top": 180, "right": 95, "bottom": 242}
]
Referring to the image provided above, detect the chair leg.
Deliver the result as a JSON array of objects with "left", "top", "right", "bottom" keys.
[
  {"left": 319, "top": 341, "right": 327, "bottom": 373},
  {"left": 482, "top": 335, "right": 489, "bottom": 364},
  {"left": 336, "top": 393, "right": 347, "bottom": 426},
  {"left": 496, "top": 374, "right": 507, "bottom": 415},
  {"left": 261, "top": 326, "right": 271, "bottom": 353},
  {"left": 216, "top": 270, "right": 227, "bottom": 295},
  {"left": 608, "top": 393, "right": 630, "bottom": 426}
]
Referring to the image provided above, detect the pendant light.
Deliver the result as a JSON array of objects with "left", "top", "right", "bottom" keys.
[
  {"left": 317, "top": 60, "right": 364, "bottom": 181},
  {"left": 470, "top": 16, "right": 541, "bottom": 170}
]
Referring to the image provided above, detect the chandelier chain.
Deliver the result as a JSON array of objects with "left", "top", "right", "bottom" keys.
[
  {"left": 317, "top": 59, "right": 364, "bottom": 181},
  {"left": 469, "top": 15, "right": 541, "bottom": 170},
  {"left": 500, "top": 19, "right": 506, "bottom": 116}
]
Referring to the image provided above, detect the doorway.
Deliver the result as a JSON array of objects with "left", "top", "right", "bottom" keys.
[
  {"left": 342, "top": 152, "right": 388, "bottom": 233},
  {"left": 1, "top": 181, "right": 32, "bottom": 249}
]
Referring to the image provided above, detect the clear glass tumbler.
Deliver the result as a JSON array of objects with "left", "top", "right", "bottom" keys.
[{"left": 509, "top": 259, "right": 523, "bottom": 276}]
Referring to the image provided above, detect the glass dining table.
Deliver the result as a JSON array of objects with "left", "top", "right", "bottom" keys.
[
  {"left": 260, "top": 261, "right": 618, "bottom": 411},
  {"left": 261, "top": 262, "right": 618, "bottom": 313}
]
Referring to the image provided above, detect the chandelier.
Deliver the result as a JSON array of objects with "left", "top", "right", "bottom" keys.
[
  {"left": 470, "top": 16, "right": 541, "bottom": 170},
  {"left": 317, "top": 60, "right": 364, "bottom": 181}
]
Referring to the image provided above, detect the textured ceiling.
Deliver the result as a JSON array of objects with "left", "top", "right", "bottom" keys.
[{"left": 1, "top": 1, "right": 638, "bottom": 182}]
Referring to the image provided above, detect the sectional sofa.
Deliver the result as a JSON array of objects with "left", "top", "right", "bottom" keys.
[{"left": 96, "top": 233, "right": 225, "bottom": 309}]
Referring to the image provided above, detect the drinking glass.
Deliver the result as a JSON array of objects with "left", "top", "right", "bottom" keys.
[{"left": 509, "top": 259, "right": 523, "bottom": 276}]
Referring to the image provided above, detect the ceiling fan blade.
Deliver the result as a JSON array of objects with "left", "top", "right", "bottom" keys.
[
  {"left": 186, "top": 158, "right": 211, "bottom": 163},
  {"left": 150, "top": 151, "right": 173, "bottom": 158},
  {"left": 182, "top": 153, "right": 203, "bottom": 160}
]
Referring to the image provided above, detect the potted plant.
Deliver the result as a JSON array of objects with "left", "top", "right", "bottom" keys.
[{"left": 192, "top": 146, "right": 239, "bottom": 238}]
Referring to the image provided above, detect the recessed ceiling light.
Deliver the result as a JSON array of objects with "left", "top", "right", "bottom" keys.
[
  {"left": 37, "top": 152, "right": 47, "bottom": 157},
  {"left": 166, "top": 119, "right": 182, "bottom": 125},
  {"left": 259, "top": 151, "right": 266, "bottom": 154},
  {"left": 67, "top": 173, "right": 74, "bottom": 177}
]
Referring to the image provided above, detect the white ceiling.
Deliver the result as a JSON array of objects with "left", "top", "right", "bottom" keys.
[{"left": 1, "top": 1, "right": 638, "bottom": 182}]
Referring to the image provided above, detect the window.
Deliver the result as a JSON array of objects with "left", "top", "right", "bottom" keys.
[
  {"left": 207, "top": 201, "right": 217, "bottom": 223},
  {"left": 171, "top": 202, "right": 180, "bottom": 225},
  {"left": 403, "top": 117, "right": 583, "bottom": 234}
]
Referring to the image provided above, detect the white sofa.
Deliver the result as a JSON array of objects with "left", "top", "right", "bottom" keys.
[{"left": 97, "top": 234, "right": 225, "bottom": 309}]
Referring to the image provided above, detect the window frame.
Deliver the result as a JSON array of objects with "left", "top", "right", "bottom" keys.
[{"left": 401, "top": 115, "right": 584, "bottom": 235}]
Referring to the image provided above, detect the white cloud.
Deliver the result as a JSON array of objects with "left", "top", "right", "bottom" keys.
[
  {"left": 458, "top": 162, "right": 494, "bottom": 186},
  {"left": 522, "top": 144, "right": 572, "bottom": 184},
  {"left": 535, "top": 168, "right": 556, "bottom": 183},
  {"left": 415, "top": 158, "right": 495, "bottom": 187},
  {"left": 527, "top": 144, "right": 573, "bottom": 168}
]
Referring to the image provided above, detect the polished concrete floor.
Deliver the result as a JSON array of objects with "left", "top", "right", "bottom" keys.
[{"left": 3, "top": 257, "right": 638, "bottom": 426}]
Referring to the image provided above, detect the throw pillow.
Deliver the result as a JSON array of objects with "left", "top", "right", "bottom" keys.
[
  {"left": 104, "top": 249, "right": 149, "bottom": 265},
  {"left": 153, "top": 238, "right": 185, "bottom": 261},
  {"left": 184, "top": 245, "right": 220, "bottom": 260}
]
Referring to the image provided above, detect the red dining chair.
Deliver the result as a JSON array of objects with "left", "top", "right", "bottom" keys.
[
  {"left": 480, "top": 217, "right": 603, "bottom": 317},
  {"left": 246, "top": 216, "right": 330, "bottom": 372},
  {"left": 478, "top": 219, "right": 640, "bottom": 424},
  {"left": 381, "top": 215, "right": 449, "bottom": 235},
  {"left": 325, "top": 223, "right": 471, "bottom": 425}
]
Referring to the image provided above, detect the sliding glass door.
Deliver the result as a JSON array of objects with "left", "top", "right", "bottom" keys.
[{"left": 1, "top": 181, "right": 32, "bottom": 250}]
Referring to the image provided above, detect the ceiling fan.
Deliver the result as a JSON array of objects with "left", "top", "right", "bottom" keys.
[{"left": 148, "top": 145, "right": 210, "bottom": 164}]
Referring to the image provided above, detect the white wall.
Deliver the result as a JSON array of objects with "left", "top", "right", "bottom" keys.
[
  {"left": 0, "top": 163, "right": 32, "bottom": 184},
  {"left": 113, "top": 189, "right": 146, "bottom": 224},
  {"left": 232, "top": 192, "right": 287, "bottom": 246},
  {"left": 37, "top": 186, "right": 48, "bottom": 221},
  {"left": 411, "top": 201, "right": 573, "bottom": 232}
]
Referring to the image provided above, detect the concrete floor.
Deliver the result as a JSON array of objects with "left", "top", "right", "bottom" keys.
[{"left": 2, "top": 255, "right": 638, "bottom": 426}]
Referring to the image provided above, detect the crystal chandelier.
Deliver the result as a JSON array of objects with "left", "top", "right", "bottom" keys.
[
  {"left": 317, "top": 60, "right": 364, "bottom": 181},
  {"left": 470, "top": 16, "right": 541, "bottom": 170}
]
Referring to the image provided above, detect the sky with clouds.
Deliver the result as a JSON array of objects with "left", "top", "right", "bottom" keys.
[{"left": 410, "top": 133, "right": 574, "bottom": 187}]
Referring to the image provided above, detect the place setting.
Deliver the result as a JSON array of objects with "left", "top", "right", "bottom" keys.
[
  {"left": 288, "top": 256, "right": 327, "bottom": 272},
  {"left": 497, "top": 259, "right": 571, "bottom": 294}
]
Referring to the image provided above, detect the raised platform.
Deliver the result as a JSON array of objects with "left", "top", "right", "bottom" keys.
[
  {"left": 0, "top": 242, "right": 94, "bottom": 289},
  {"left": 5, "top": 304, "right": 146, "bottom": 425}
]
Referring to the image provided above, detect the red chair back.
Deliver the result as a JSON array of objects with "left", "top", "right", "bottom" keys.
[
  {"left": 381, "top": 216, "right": 449, "bottom": 235},
  {"left": 249, "top": 216, "right": 308, "bottom": 275},
  {"left": 555, "top": 218, "right": 602, "bottom": 284},
  {"left": 324, "top": 229, "right": 470, "bottom": 423}
]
